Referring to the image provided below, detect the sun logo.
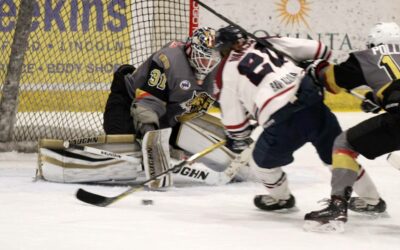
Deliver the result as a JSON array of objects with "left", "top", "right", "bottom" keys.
[{"left": 276, "top": 0, "right": 311, "bottom": 29}]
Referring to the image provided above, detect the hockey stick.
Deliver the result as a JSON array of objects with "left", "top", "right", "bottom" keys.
[
  {"left": 75, "top": 140, "right": 226, "bottom": 207},
  {"left": 193, "top": 0, "right": 296, "bottom": 62},
  {"left": 63, "top": 141, "right": 142, "bottom": 165},
  {"left": 347, "top": 89, "right": 381, "bottom": 111},
  {"left": 347, "top": 89, "right": 365, "bottom": 101}
]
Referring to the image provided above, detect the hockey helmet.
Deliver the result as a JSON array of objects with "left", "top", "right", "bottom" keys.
[
  {"left": 186, "top": 27, "right": 221, "bottom": 82},
  {"left": 366, "top": 22, "right": 400, "bottom": 48},
  {"left": 215, "top": 25, "right": 248, "bottom": 56}
]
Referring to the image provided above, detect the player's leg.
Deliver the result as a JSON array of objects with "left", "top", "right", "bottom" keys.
[
  {"left": 309, "top": 102, "right": 342, "bottom": 165},
  {"left": 345, "top": 113, "right": 400, "bottom": 213},
  {"left": 349, "top": 166, "right": 386, "bottom": 213},
  {"left": 251, "top": 120, "right": 306, "bottom": 211},
  {"left": 305, "top": 113, "right": 400, "bottom": 224},
  {"left": 311, "top": 104, "right": 386, "bottom": 214}
]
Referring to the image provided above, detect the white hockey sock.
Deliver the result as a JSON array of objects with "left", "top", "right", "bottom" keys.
[
  {"left": 326, "top": 164, "right": 381, "bottom": 205},
  {"left": 250, "top": 159, "right": 291, "bottom": 200},
  {"left": 353, "top": 167, "right": 381, "bottom": 205}
]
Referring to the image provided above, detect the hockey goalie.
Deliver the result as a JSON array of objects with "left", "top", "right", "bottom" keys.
[{"left": 37, "top": 27, "right": 253, "bottom": 187}]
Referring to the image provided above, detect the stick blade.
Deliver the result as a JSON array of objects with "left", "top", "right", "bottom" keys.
[{"left": 76, "top": 188, "right": 114, "bottom": 207}]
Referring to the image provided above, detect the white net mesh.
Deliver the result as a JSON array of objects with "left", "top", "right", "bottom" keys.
[{"left": 0, "top": 0, "right": 193, "bottom": 151}]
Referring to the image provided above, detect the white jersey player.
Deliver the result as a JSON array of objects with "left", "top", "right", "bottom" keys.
[
  {"left": 214, "top": 25, "right": 384, "bottom": 212},
  {"left": 217, "top": 35, "right": 330, "bottom": 129}
]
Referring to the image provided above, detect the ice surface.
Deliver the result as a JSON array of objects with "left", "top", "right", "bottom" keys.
[{"left": 1, "top": 113, "right": 400, "bottom": 250}]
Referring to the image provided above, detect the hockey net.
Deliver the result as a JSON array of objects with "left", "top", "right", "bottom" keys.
[{"left": 0, "top": 0, "right": 198, "bottom": 151}]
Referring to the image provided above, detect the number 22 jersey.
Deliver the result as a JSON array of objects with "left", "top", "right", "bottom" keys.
[{"left": 216, "top": 37, "right": 330, "bottom": 136}]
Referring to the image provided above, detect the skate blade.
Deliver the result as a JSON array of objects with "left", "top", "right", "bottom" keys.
[
  {"left": 303, "top": 220, "right": 345, "bottom": 233},
  {"left": 256, "top": 206, "right": 300, "bottom": 213},
  {"left": 272, "top": 207, "right": 300, "bottom": 214},
  {"left": 351, "top": 211, "right": 390, "bottom": 219}
]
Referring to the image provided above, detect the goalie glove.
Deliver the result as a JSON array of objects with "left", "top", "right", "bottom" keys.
[
  {"left": 110, "top": 64, "right": 136, "bottom": 94},
  {"left": 116, "top": 64, "right": 135, "bottom": 75},
  {"left": 361, "top": 91, "right": 381, "bottom": 113}
]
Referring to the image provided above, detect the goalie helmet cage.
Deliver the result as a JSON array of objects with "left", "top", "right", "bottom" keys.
[{"left": 0, "top": 0, "right": 199, "bottom": 152}]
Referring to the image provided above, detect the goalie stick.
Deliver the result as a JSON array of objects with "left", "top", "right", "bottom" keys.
[{"left": 75, "top": 140, "right": 226, "bottom": 207}]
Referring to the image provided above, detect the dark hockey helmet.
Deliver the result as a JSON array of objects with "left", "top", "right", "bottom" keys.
[
  {"left": 185, "top": 27, "right": 221, "bottom": 82},
  {"left": 215, "top": 25, "right": 248, "bottom": 55}
]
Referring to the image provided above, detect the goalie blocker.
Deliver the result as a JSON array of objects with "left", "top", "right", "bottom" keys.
[{"left": 37, "top": 114, "right": 252, "bottom": 185}]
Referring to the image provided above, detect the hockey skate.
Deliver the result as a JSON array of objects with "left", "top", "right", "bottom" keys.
[
  {"left": 349, "top": 197, "right": 387, "bottom": 215},
  {"left": 254, "top": 194, "right": 295, "bottom": 211},
  {"left": 303, "top": 196, "right": 348, "bottom": 233}
]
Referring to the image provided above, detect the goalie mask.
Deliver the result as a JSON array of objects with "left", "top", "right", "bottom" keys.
[
  {"left": 366, "top": 22, "right": 400, "bottom": 48},
  {"left": 186, "top": 27, "right": 221, "bottom": 83}
]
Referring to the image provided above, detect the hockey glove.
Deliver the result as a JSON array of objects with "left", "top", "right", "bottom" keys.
[
  {"left": 304, "top": 59, "right": 329, "bottom": 87},
  {"left": 361, "top": 91, "right": 381, "bottom": 113},
  {"left": 383, "top": 91, "right": 400, "bottom": 114}
]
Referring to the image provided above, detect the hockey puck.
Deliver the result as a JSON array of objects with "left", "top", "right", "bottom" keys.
[{"left": 141, "top": 199, "right": 154, "bottom": 205}]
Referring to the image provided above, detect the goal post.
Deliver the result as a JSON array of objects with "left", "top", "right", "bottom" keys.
[
  {"left": 0, "top": 0, "right": 34, "bottom": 146},
  {"left": 0, "top": 0, "right": 198, "bottom": 152}
]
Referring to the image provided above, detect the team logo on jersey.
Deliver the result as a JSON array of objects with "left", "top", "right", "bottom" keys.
[
  {"left": 179, "top": 80, "right": 191, "bottom": 90},
  {"left": 178, "top": 91, "right": 215, "bottom": 120}
]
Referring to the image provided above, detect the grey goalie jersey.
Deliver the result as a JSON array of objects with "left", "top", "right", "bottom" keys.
[{"left": 124, "top": 41, "right": 217, "bottom": 128}]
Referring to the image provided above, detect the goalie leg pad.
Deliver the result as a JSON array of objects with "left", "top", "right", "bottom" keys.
[
  {"left": 175, "top": 113, "right": 234, "bottom": 172},
  {"left": 142, "top": 128, "right": 173, "bottom": 188},
  {"left": 173, "top": 113, "right": 254, "bottom": 184},
  {"left": 38, "top": 135, "right": 142, "bottom": 183}
]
